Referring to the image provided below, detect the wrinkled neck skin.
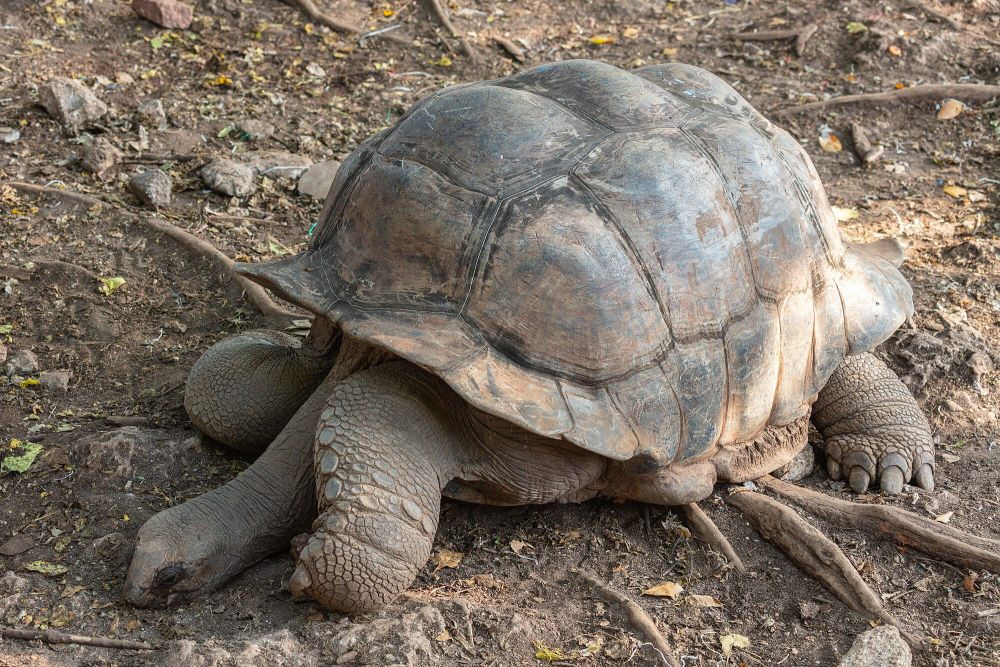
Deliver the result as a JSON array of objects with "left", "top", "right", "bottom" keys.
[{"left": 124, "top": 330, "right": 390, "bottom": 607}]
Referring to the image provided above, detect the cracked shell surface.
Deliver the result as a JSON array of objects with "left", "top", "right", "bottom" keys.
[{"left": 237, "top": 59, "right": 913, "bottom": 468}]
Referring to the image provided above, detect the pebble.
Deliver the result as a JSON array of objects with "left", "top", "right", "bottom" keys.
[
  {"left": 129, "top": 169, "right": 172, "bottom": 208},
  {"left": 838, "top": 626, "right": 910, "bottom": 667},
  {"left": 297, "top": 160, "right": 342, "bottom": 199},
  {"left": 136, "top": 98, "right": 168, "bottom": 130},
  {"left": 39, "top": 77, "right": 108, "bottom": 134},
  {"left": 81, "top": 136, "right": 122, "bottom": 178},
  {"left": 5, "top": 349, "right": 38, "bottom": 377},
  {"left": 131, "top": 0, "right": 193, "bottom": 29},
  {"left": 201, "top": 159, "right": 257, "bottom": 197},
  {"left": 247, "top": 150, "right": 313, "bottom": 180},
  {"left": 0, "top": 127, "right": 19, "bottom": 144},
  {"left": 39, "top": 370, "right": 72, "bottom": 393},
  {"left": 0, "top": 572, "right": 30, "bottom": 595},
  {"left": 235, "top": 119, "right": 275, "bottom": 141}
]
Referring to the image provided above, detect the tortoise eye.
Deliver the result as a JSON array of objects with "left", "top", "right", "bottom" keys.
[{"left": 153, "top": 565, "right": 186, "bottom": 588}]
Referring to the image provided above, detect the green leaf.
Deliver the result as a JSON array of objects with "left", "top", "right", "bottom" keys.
[
  {"left": 0, "top": 324, "right": 13, "bottom": 334},
  {"left": 98, "top": 276, "right": 126, "bottom": 296},
  {"left": 2, "top": 439, "right": 43, "bottom": 474},
  {"left": 846, "top": 21, "right": 868, "bottom": 33},
  {"left": 23, "top": 561, "right": 68, "bottom": 576},
  {"left": 150, "top": 36, "right": 164, "bottom": 49}
]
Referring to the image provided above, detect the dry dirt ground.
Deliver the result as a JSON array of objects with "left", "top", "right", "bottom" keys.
[{"left": 1, "top": 0, "right": 1000, "bottom": 665}]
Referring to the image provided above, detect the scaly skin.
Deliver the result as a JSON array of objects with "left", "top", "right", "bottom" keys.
[
  {"left": 812, "top": 353, "right": 934, "bottom": 494},
  {"left": 184, "top": 326, "right": 339, "bottom": 454}
]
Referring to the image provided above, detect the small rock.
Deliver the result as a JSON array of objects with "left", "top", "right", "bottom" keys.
[
  {"left": 0, "top": 127, "right": 20, "bottom": 144},
  {"left": 0, "top": 535, "right": 34, "bottom": 557},
  {"left": 235, "top": 119, "right": 275, "bottom": 141},
  {"left": 0, "top": 572, "right": 30, "bottom": 595},
  {"left": 132, "top": 0, "right": 193, "bottom": 29},
  {"left": 5, "top": 349, "right": 39, "bottom": 376},
  {"left": 39, "top": 77, "right": 108, "bottom": 134},
  {"left": 777, "top": 444, "right": 815, "bottom": 482},
  {"left": 39, "top": 370, "right": 72, "bottom": 393},
  {"left": 838, "top": 625, "right": 911, "bottom": 667},
  {"left": 297, "top": 160, "right": 342, "bottom": 199},
  {"left": 130, "top": 169, "right": 172, "bottom": 208},
  {"left": 81, "top": 136, "right": 122, "bottom": 178},
  {"left": 136, "top": 99, "right": 168, "bottom": 130},
  {"left": 87, "top": 532, "right": 128, "bottom": 560},
  {"left": 201, "top": 159, "right": 257, "bottom": 197},
  {"left": 247, "top": 150, "right": 313, "bottom": 180}
]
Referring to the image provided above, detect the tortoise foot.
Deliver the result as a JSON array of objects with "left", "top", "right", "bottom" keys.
[{"left": 823, "top": 435, "right": 934, "bottom": 494}]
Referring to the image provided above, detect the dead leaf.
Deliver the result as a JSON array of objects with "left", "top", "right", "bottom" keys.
[
  {"left": 887, "top": 45, "right": 902, "bottom": 57},
  {"left": 934, "top": 511, "right": 954, "bottom": 523},
  {"left": 435, "top": 629, "right": 451, "bottom": 642},
  {"left": 23, "top": 561, "right": 68, "bottom": 576},
  {"left": 967, "top": 190, "right": 986, "bottom": 202},
  {"left": 941, "top": 452, "right": 960, "bottom": 463},
  {"left": 661, "top": 47, "right": 678, "bottom": 57},
  {"left": 686, "top": 594, "right": 723, "bottom": 607},
  {"left": 589, "top": 35, "right": 615, "bottom": 45},
  {"left": 125, "top": 620, "right": 141, "bottom": 633},
  {"left": 720, "top": 633, "right": 750, "bottom": 657},
  {"left": 643, "top": 581, "right": 683, "bottom": 598},
  {"left": 818, "top": 131, "right": 843, "bottom": 153},
  {"left": 558, "top": 530, "right": 581, "bottom": 545},
  {"left": 510, "top": 539, "right": 532, "bottom": 554},
  {"left": 936, "top": 98, "right": 964, "bottom": 120},
  {"left": 432, "top": 548, "right": 464, "bottom": 572},
  {"left": 60, "top": 585, "right": 85, "bottom": 598},
  {"left": 831, "top": 206, "right": 859, "bottom": 222},
  {"left": 622, "top": 27, "right": 639, "bottom": 39},
  {"left": 943, "top": 185, "right": 968, "bottom": 198},
  {"left": 98, "top": 276, "right": 126, "bottom": 296},
  {"left": 964, "top": 573, "right": 978, "bottom": 593}
]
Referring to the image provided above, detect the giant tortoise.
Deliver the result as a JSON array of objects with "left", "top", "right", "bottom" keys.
[{"left": 125, "top": 60, "right": 988, "bottom": 621}]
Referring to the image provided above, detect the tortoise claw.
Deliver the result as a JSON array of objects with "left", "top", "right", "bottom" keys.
[
  {"left": 848, "top": 468, "right": 871, "bottom": 494},
  {"left": 878, "top": 466, "right": 905, "bottom": 494},
  {"left": 826, "top": 456, "right": 842, "bottom": 481},
  {"left": 913, "top": 463, "right": 934, "bottom": 491}
]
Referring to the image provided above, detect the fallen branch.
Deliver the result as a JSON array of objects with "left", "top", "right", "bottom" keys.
[
  {"left": 777, "top": 83, "right": 1000, "bottom": 116},
  {"left": 725, "top": 489, "right": 906, "bottom": 636},
  {"left": 759, "top": 475, "right": 1000, "bottom": 573},
  {"left": 424, "top": 0, "right": 480, "bottom": 63},
  {"left": 680, "top": 503, "right": 747, "bottom": 573},
  {"left": 7, "top": 181, "right": 298, "bottom": 323},
  {"left": 730, "top": 23, "right": 817, "bottom": 56},
  {"left": 1, "top": 627, "right": 156, "bottom": 651},
  {"left": 492, "top": 35, "right": 525, "bottom": 62},
  {"left": 277, "top": 0, "right": 360, "bottom": 34},
  {"left": 573, "top": 570, "right": 681, "bottom": 667}
]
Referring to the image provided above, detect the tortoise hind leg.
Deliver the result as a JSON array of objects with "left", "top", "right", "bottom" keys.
[{"left": 812, "top": 353, "right": 934, "bottom": 494}]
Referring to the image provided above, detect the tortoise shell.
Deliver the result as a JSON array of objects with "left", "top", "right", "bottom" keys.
[{"left": 239, "top": 59, "right": 912, "bottom": 467}]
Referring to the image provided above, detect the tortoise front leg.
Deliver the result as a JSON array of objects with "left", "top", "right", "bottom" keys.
[{"left": 812, "top": 353, "right": 934, "bottom": 494}]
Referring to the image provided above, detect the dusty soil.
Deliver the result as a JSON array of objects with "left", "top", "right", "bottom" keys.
[{"left": 1, "top": 0, "right": 999, "bottom": 665}]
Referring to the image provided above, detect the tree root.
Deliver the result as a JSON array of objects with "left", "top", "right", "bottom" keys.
[
  {"left": 730, "top": 23, "right": 817, "bottom": 56},
  {"left": 424, "top": 0, "right": 480, "bottom": 63},
  {"left": 776, "top": 83, "right": 1000, "bottom": 116},
  {"left": 759, "top": 475, "right": 1000, "bottom": 572},
  {"left": 7, "top": 180, "right": 298, "bottom": 323},
  {"left": 725, "top": 489, "right": 905, "bottom": 635},
  {"left": 1, "top": 627, "right": 156, "bottom": 651},
  {"left": 680, "top": 503, "right": 747, "bottom": 573},
  {"left": 849, "top": 122, "right": 883, "bottom": 164},
  {"left": 277, "top": 0, "right": 360, "bottom": 34},
  {"left": 573, "top": 570, "right": 681, "bottom": 667}
]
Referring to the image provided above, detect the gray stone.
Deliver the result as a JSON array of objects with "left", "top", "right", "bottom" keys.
[
  {"left": 201, "top": 159, "right": 257, "bottom": 197},
  {"left": 0, "top": 127, "right": 19, "bottom": 144},
  {"left": 81, "top": 136, "right": 122, "bottom": 177},
  {"left": 132, "top": 0, "right": 193, "bottom": 29},
  {"left": 39, "top": 370, "right": 72, "bottom": 393},
  {"left": 838, "top": 625, "right": 911, "bottom": 667},
  {"left": 5, "top": 349, "right": 38, "bottom": 376},
  {"left": 130, "top": 169, "right": 172, "bottom": 208},
  {"left": 0, "top": 572, "right": 30, "bottom": 595},
  {"left": 87, "top": 532, "right": 128, "bottom": 560},
  {"left": 236, "top": 119, "right": 275, "bottom": 141},
  {"left": 39, "top": 77, "right": 108, "bottom": 133},
  {"left": 777, "top": 443, "right": 815, "bottom": 482},
  {"left": 137, "top": 98, "right": 168, "bottom": 130},
  {"left": 297, "top": 160, "right": 342, "bottom": 199},
  {"left": 247, "top": 150, "right": 313, "bottom": 180}
]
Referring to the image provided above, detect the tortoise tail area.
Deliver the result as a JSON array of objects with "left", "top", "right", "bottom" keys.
[{"left": 831, "top": 238, "right": 913, "bottom": 355}]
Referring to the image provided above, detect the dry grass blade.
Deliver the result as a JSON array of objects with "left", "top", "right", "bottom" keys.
[
  {"left": 725, "top": 489, "right": 907, "bottom": 636},
  {"left": 680, "top": 502, "right": 747, "bottom": 573},
  {"left": 760, "top": 475, "right": 1000, "bottom": 572}
]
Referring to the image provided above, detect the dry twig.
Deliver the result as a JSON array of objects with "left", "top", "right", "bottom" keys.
[
  {"left": 680, "top": 503, "right": 747, "bottom": 573},
  {"left": 777, "top": 83, "right": 1000, "bottom": 116},
  {"left": 730, "top": 23, "right": 817, "bottom": 56},
  {"left": 424, "top": 0, "right": 480, "bottom": 63},
  {"left": 760, "top": 475, "right": 1000, "bottom": 572},
  {"left": 726, "top": 489, "right": 906, "bottom": 635},
  {"left": 277, "top": 0, "right": 360, "bottom": 34},
  {"left": 1, "top": 627, "right": 156, "bottom": 651},
  {"left": 573, "top": 570, "right": 681, "bottom": 667},
  {"left": 7, "top": 181, "right": 298, "bottom": 322},
  {"left": 492, "top": 35, "right": 525, "bottom": 62}
]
